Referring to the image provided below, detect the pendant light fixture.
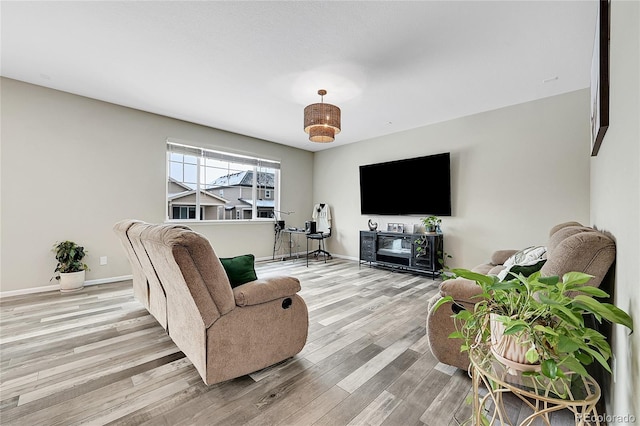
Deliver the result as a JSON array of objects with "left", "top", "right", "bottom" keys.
[{"left": 304, "top": 89, "right": 341, "bottom": 143}]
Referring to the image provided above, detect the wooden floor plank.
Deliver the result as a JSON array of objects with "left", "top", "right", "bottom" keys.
[
  {"left": 279, "top": 386, "right": 350, "bottom": 426},
  {"left": 313, "top": 349, "right": 421, "bottom": 425},
  {"left": 347, "top": 390, "right": 402, "bottom": 426},
  {"left": 419, "top": 370, "right": 471, "bottom": 425}
]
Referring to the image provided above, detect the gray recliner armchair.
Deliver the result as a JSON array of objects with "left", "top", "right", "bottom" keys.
[{"left": 426, "top": 221, "right": 616, "bottom": 370}]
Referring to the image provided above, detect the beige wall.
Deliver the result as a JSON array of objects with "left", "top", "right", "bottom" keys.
[
  {"left": 315, "top": 89, "right": 591, "bottom": 269},
  {"left": 0, "top": 78, "right": 313, "bottom": 293},
  {"left": 590, "top": 0, "right": 639, "bottom": 420}
]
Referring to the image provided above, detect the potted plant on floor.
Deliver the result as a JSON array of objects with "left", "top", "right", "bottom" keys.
[
  {"left": 52, "top": 240, "right": 89, "bottom": 292},
  {"left": 433, "top": 269, "right": 633, "bottom": 395}
]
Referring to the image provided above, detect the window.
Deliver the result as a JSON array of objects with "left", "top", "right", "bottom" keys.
[
  {"left": 172, "top": 206, "right": 203, "bottom": 220},
  {"left": 167, "top": 141, "right": 280, "bottom": 221}
]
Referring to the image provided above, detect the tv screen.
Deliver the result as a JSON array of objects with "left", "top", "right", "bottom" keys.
[{"left": 359, "top": 152, "right": 451, "bottom": 216}]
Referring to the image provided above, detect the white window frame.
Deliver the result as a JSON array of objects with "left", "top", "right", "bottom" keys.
[{"left": 167, "top": 141, "right": 280, "bottom": 222}]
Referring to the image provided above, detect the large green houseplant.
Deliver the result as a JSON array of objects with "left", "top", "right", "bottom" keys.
[
  {"left": 433, "top": 269, "right": 633, "bottom": 389},
  {"left": 52, "top": 240, "right": 89, "bottom": 292}
]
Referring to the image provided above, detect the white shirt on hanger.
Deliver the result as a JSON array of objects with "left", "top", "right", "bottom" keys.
[{"left": 312, "top": 203, "right": 331, "bottom": 233}]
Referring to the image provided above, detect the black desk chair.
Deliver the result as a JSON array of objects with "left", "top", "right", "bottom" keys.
[{"left": 306, "top": 228, "right": 331, "bottom": 266}]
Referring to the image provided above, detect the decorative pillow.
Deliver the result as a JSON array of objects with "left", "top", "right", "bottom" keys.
[
  {"left": 219, "top": 254, "right": 257, "bottom": 288},
  {"left": 508, "top": 260, "right": 547, "bottom": 278},
  {"left": 497, "top": 246, "right": 547, "bottom": 281}
]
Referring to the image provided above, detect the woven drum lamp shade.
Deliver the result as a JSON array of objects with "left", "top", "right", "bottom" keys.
[{"left": 304, "top": 89, "right": 341, "bottom": 143}]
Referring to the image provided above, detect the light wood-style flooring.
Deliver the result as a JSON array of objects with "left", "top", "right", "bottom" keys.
[{"left": 1, "top": 258, "right": 573, "bottom": 425}]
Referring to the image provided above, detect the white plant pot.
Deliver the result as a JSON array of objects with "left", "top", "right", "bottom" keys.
[
  {"left": 59, "top": 270, "right": 85, "bottom": 293},
  {"left": 490, "top": 313, "right": 541, "bottom": 373}
]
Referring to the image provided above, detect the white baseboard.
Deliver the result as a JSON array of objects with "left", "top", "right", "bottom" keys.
[
  {"left": 0, "top": 275, "right": 133, "bottom": 299},
  {"left": 256, "top": 251, "right": 309, "bottom": 262},
  {"left": 257, "top": 252, "right": 358, "bottom": 263},
  {"left": 85, "top": 275, "right": 133, "bottom": 286},
  {"left": 330, "top": 253, "right": 359, "bottom": 262}
]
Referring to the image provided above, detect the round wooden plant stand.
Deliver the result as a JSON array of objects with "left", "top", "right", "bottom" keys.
[{"left": 469, "top": 344, "right": 601, "bottom": 426}]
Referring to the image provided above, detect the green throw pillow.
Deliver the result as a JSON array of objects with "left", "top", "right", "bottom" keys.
[
  {"left": 505, "top": 259, "right": 547, "bottom": 280},
  {"left": 220, "top": 254, "right": 257, "bottom": 288}
]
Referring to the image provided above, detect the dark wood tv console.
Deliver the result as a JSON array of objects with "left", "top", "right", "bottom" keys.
[{"left": 359, "top": 231, "right": 443, "bottom": 277}]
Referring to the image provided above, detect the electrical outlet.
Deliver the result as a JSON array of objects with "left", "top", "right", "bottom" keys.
[{"left": 100, "top": 256, "right": 108, "bottom": 265}]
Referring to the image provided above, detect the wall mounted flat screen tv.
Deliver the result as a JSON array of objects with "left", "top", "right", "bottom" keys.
[{"left": 359, "top": 152, "right": 451, "bottom": 216}]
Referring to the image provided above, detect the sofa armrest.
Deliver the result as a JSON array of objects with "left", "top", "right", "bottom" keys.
[
  {"left": 233, "top": 276, "right": 301, "bottom": 307},
  {"left": 439, "top": 277, "right": 483, "bottom": 305},
  {"left": 490, "top": 249, "right": 518, "bottom": 266}
]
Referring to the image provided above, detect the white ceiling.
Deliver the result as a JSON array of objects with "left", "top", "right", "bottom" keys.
[{"left": 1, "top": 1, "right": 598, "bottom": 152}]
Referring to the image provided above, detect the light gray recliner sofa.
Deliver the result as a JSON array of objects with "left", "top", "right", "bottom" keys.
[
  {"left": 426, "top": 221, "right": 616, "bottom": 371},
  {"left": 114, "top": 219, "right": 309, "bottom": 385}
]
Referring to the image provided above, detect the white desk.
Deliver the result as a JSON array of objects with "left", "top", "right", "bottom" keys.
[
  {"left": 274, "top": 228, "right": 329, "bottom": 266},
  {"left": 273, "top": 228, "right": 306, "bottom": 261}
]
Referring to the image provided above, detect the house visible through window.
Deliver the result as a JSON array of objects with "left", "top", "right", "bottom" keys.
[
  {"left": 172, "top": 206, "right": 203, "bottom": 219},
  {"left": 167, "top": 141, "right": 280, "bottom": 221}
]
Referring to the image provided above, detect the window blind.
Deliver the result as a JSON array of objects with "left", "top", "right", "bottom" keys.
[{"left": 167, "top": 141, "right": 280, "bottom": 170}]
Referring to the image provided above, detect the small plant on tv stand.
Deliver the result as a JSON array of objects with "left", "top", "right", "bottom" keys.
[{"left": 421, "top": 216, "right": 441, "bottom": 233}]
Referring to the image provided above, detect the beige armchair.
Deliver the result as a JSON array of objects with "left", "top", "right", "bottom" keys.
[
  {"left": 114, "top": 220, "right": 308, "bottom": 385},
  {"left": 426, "top": 222, "right": 616, "bottom": 371}
]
